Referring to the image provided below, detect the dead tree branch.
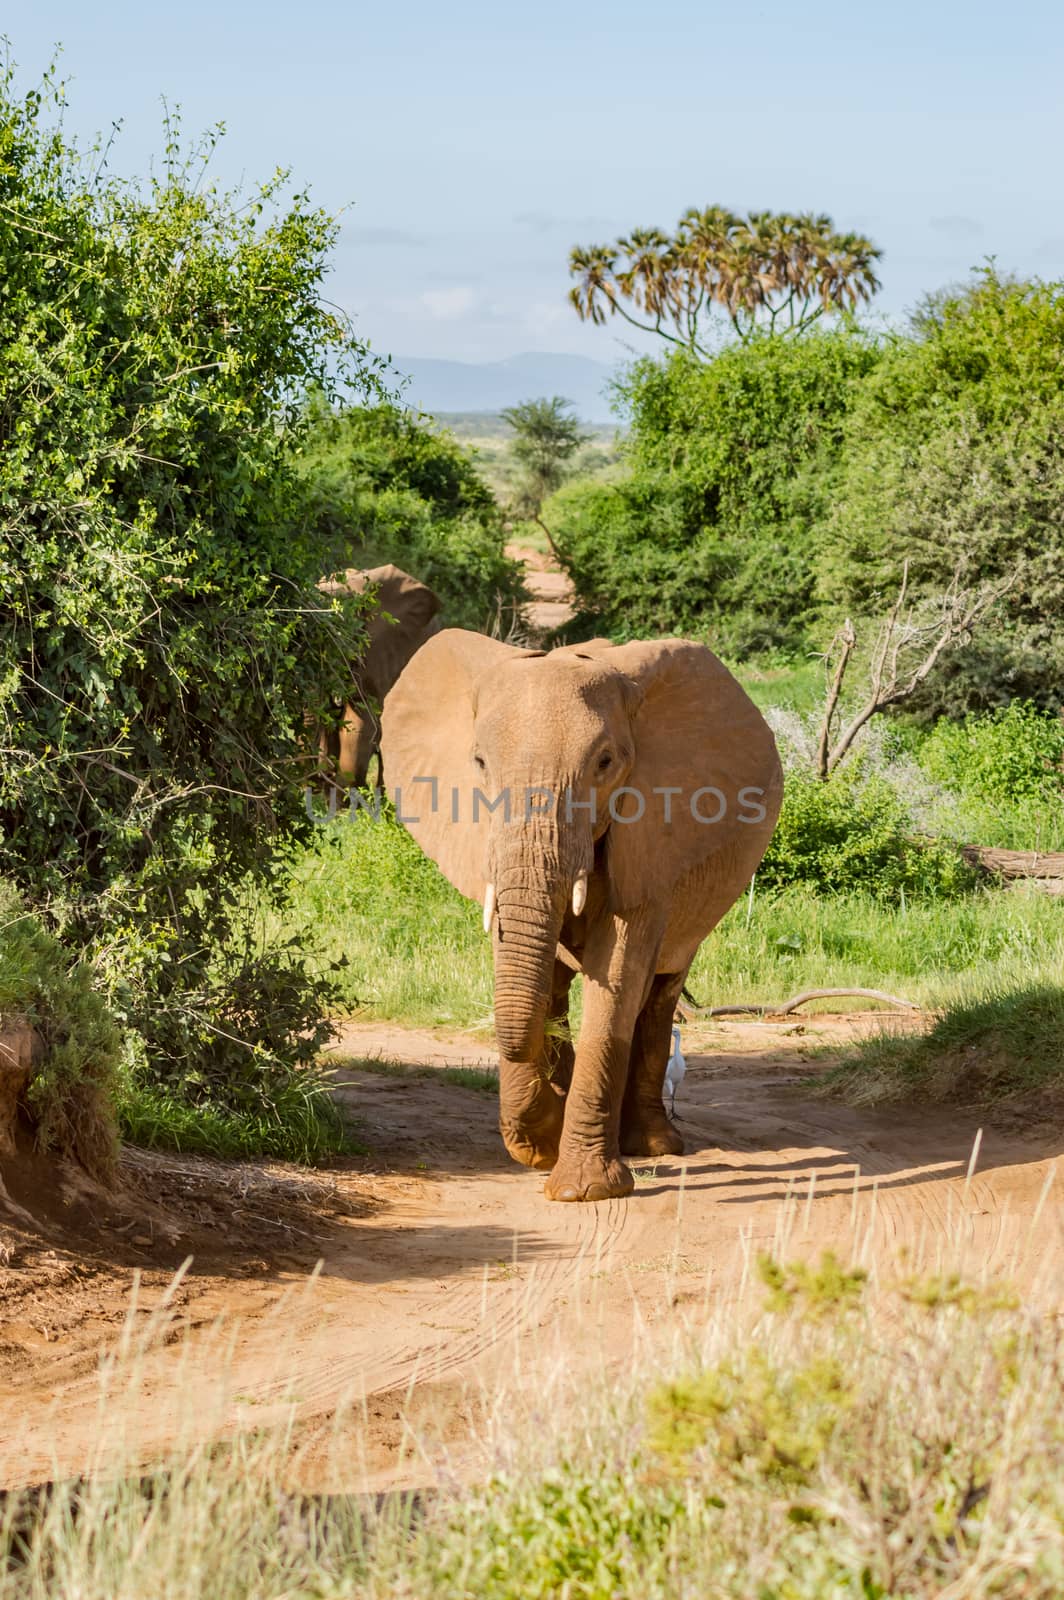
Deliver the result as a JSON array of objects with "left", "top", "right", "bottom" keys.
[
  {"left": 815, "top": 562, "right": 1013, "bottom": 778},
  {"left": 815, "top": 618, "right": 855, "bottom": 780},
  {"left": 677, "top": 986, "right": 921, "bottom": 1020}
]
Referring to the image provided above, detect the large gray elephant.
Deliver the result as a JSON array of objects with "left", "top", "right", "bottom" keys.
[
  {"left": 318, "top": 564, "right": 441, "bottom": 789},
  {"left": 380, "top": 629, "right": 782, "bottom": 1203}
]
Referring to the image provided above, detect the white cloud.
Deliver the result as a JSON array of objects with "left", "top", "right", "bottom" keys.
[{"left": 420, "top": 286, "right": 477, "bottom": 321}]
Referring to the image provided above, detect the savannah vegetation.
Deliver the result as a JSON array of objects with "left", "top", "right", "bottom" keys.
[
  {"left": 0, "top": 47, "right": 1063, "bottom": 1600},
  {"left": 3, "top": 1254, "right": 1063, "bottom": 1597},
  {"left": 0, "top": 65, "right": 1060, "bottom": 1169},
  {"left": 498, "top": 395, "right": 590, "bottom": 520},
  {"left": 435, "top": 410, "right": 622, "bottom": 518}
]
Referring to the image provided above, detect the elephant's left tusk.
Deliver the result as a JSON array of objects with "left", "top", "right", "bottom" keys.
[
  {"left": 572, "top": 871, "right": 588, "bottom": 917},
  {"left": 483, "top": 882, "right": 496, "bottom": 933}
]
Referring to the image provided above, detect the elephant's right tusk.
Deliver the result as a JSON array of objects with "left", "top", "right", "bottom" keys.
[
  {"left": 483, "top": 882, "right": 496, "bottom": 933},
  {"left": 572, "top": 871, "right": 588, "bottom": 917}
]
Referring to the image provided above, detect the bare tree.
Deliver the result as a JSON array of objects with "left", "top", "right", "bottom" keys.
[{"left": 815, "top": 561, "right": 1013, "bottom": 779}]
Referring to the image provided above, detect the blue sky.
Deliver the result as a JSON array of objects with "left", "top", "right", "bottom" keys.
[{"left": 8, "top": 2, "right": 1064, "bottom": 366}]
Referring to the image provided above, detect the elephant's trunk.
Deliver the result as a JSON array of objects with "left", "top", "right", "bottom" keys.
[{"left": 491, "top": 820, "right": 571, "bottom": 1063}]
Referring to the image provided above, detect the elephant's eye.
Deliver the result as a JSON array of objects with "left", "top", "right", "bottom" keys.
[
  {"left": 473, "top": 754, "right": 487, "bottom": 771},
  {"left": 597, "top": 752, "right": 613, "bottom": 773}
]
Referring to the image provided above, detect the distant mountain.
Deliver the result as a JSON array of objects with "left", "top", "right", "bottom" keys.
[{"left": 392, "top": 352, "right": 619, "bottom": 424}]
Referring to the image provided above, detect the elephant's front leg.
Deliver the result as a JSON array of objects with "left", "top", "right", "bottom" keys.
[
  {"left": 498, "top": 960, "right": 574, "bottom": 1171},
  {"left": 545, "top": 912, "right": 660, "bottom": 1203}
]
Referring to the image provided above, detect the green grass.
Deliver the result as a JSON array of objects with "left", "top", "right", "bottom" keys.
[
  {"left": 730, "top": 654, "right": 828, "bottom": 715},
  {"left": 824, "top": 978, "right": 1064, "bottom": 1107},
  {"left": 3, "top": 1258, "right": 1062, "bottom": 1597},
  {"left": 281, "top": 812, "right": 494, "bottom": 1031},
  {"left": 116, "top": 1072, "right": 360, "bottom": 1163},
  {"left": 687, "top": 880, "right": 1064, "bottom": 1011},
  {"left": 345, "top": 1055, "right": 498, "bottom": 1094},
  {"left": 282, "top": 813, "right": 1064, "bottom": 1033}
]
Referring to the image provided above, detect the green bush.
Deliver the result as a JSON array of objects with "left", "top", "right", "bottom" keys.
[
  {"left": 550, "top": 331, "right": 879, "bottom": 652},
  {"left": 0, "top": 66, "right": 376, "bottom": 1146},
  {"left": 0, "top": 881, "right": 121, "bottom": 1177},
  {"left": 918, "top": 701, "right": 1064, "bottom": 805},
  {"left": 817, "top": 269, "right": 1064, "bottom": 714},
  {"left": 298, "top": 401, "right": 525, "bottom": 630},
  {"left": 901, "top": 701, "right": 1064, "bottom": 851},
  {"left": 759, "top": 765, "right": 972, "bottom": 900}
]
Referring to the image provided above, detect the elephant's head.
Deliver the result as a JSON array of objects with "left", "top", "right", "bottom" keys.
[{"left": 381, "top": 631, "right": 782, "bottom": 1078}]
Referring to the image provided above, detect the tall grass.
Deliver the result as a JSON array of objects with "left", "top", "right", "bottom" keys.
[
  {"left": 281, "top": 811, "right": 493, "bottom": 1030},
  {"left": 115, "top": 1072, "right": 357, "bottom": 1162},
  {"left": 688, "top": 881, "right": 1064, "bottom": 1010},
  {"left": 3, "top": 1255, "right": 1062, "bottom": 1597}
]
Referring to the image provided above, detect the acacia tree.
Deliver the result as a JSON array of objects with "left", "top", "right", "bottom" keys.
[
  {"left": 501, "top": 396, "right": 589, "bottom": 518},
  {"left": 569, "top": 208, "right": 882, "bottom": 354}
]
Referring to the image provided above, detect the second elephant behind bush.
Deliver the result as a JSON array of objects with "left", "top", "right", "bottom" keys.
[{"left": 319, "top": 564, "right": 441, "bottom": 789}]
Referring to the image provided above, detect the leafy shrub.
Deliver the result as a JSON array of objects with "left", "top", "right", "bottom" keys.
[
  {"left": 817, "top": 269, "right": 1064, "bottom": 714},
  {"left": 0, "top": 66, "right": 377, "bottom": 1148},
  {"left": 918, "top": 701, "right": 1064, "bottom": 805},
  {"left": 0, "top": 881, "right": 121, "bottom": 1177},
  {"left": 758, "top": 765, "right": 972, "bottom": 900},
  {"left": 550, "top": 331, "right": 879, "bottom": 652},
  {"left": 298, "top": 401, "right": 525, "bottom": 630}
]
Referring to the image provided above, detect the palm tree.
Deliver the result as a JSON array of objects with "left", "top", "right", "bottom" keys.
[
  {"left": 567, "top": 245, "right": 619, "bottom": 326},
  {"left": 568, "top": 207, "right": 882, "bottom": 352}
]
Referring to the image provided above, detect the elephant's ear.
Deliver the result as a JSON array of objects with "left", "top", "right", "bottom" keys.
[
  {"left": 361, "top": 567, "right": 443, "bottom": 697},
  {"left": 367, "top": 565, "right": 441, "bottom": 634},
  {"left": 380, "top": 628, "right": 536, "bottom": 904},
  {"left": 602, "top": 639, "right": 783, "bottom": 912}
]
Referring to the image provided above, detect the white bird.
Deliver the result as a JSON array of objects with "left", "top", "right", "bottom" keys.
[{"left": 664, "top": 1024, "right": 686, "bottom": 1119}]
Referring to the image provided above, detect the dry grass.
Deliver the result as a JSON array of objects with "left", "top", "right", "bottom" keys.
[{"left": 2, "top": 1222, "right": 1062, "bottom": 1599}]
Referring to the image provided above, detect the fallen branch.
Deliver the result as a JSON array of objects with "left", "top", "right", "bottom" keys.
[
  {"left": 678, "top": 986, "right": 921, "bottom": 1020},
  {"left": 960, "top": 846, "right": 1064, "bottom": 882}
]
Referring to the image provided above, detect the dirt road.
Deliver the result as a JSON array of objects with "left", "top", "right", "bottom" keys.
[
  {"left": 1, "top": 1017, "right": 1061, "bottom": 1492},
  {"left": 507, "top": 541, "right": 574, "bottom": 636}
]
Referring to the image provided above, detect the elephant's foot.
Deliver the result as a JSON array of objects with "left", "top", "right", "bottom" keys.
[
  {"left": 500, "top": 1121, "right": 560, "bottom": 1172},
  {"left": 620, "top": 1108, "right": 684, "bottom": 1158},
  {"left": 498, "top": 1072, "right": 566, "bottom": 1172},
  {"left": 544, "top": 1150, "right": 634, "bottom": 1203}
]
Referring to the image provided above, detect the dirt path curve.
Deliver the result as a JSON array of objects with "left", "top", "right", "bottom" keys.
[
  {"left": 2, "top": 1017, "right": 1062, "bottom": 1492},
  {"left": 506, "top": 540, "right": 574, "bottom": 636}
]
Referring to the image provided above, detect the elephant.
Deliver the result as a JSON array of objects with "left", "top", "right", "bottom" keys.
[
  {"left": 317, "top": 564, "right": 441, "bottom": 790},
  {"left": 380, "top": 629, "right": 783, "bottom": 1203}
]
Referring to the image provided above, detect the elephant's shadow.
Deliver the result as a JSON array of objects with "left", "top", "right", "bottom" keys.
[{"left": 625, "top": 1057, "right": 1062, "bottom": 1207}]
